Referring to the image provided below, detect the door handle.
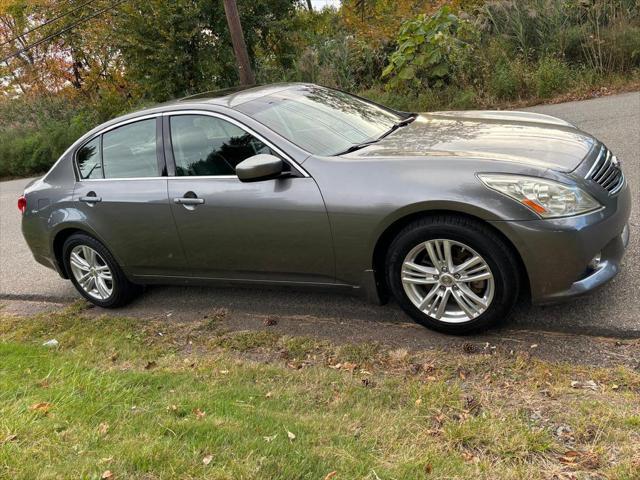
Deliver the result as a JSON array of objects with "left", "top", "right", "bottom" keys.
[
  {"left": 173, "top": 197, "right": 205, "bottom": 205},
  {"left": 80, "top": 195, "right": 102, "bottom": 203}
]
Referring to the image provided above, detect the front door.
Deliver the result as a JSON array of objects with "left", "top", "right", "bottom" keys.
[{"left": 165, "top": 113, "right": 335, "bottom": 284}]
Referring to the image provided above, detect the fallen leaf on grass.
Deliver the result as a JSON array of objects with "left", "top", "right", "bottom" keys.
[
  {"left": 97, "top": 422, "right": 109, "bottom": 435},
  {"left": 570, "top": 380, "right": 598, "bottom": 391},
  {"left": 101, "top": 471, "right": 113, "bottom": 479},
  {"left": 193, "top": 408, "right": 206, "bottom": 419},
  {"left": 361, "top": 378, "right": 375, "bottom": 388},
  {"left": 263, "top": 434, "right": 277, "bottom": 442},
  {"left": 559, "top": 450, "right": 599, "bottom": 469},
  {"left": 1, "top": 434, "right": 17, "bottom": 444},
  {"left": 287, "top": 430, "right": 296, "bottom": 441},
  {"left": 263, "top": 317, "right": 278, "bottom": 326},
  {"left": 408, "top": 363, "right": 422, "bottom": 374},
  {"left": 219, "top": 370, "right": 229, "bottom": 375},
  {"left": 342, "top": 362, "right": 358, "bottom": 373},
  {"left": 323, "top": 471, "right": 337, "bottom": 480},
  {"left": 415, "top": 398, "right": 422, "bottom": 406},
  {"left": 559, "top": 450, "right": 581, "bottom": 463},
  {"left": 144, "top": 361, "right": 157, "bottom": 370},
  {"left": 462, "top": 342, "right": 476, "bottom": 354},
  {"left": 202, "top": 454, "right": 213, "bottom": 465},
  {"left": 265, "top": 391, "right": 273, "bottom": 398},
  {"left": 29, "top": 402, "right": 52, "bottom": 413},
  {"left": 461, "top": 451, "right": 477, "bottom": 463}
]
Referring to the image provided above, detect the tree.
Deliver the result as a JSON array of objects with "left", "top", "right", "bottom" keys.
[{"left": 223, "top": 0, "right": 254, "bottom": 85}]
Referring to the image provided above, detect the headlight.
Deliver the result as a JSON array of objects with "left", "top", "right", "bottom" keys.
[{"left": 478, "top": 174, "right": 601, "bottom": 218}]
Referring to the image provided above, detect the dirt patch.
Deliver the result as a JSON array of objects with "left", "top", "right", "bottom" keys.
[{"left": 4, "top": 298, "right": 635, "bottom": 369}]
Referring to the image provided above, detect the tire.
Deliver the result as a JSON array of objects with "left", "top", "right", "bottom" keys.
[
  {"left": 62, "top": 233, "right": 140, "bottom": 308},
  {"left": 386, "top": 215, "right": 520, "bottom": 335}
]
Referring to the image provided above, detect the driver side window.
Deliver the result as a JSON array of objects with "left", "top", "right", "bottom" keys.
[{"left": 169, "top": 114, "right": 277, "bottom": 176}]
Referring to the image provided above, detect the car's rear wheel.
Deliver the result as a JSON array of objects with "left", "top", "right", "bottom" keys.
[
  {"left": 62, "top": 233, "right": 139, "bottom": 308},
  {"left": 386, "top": 215, "right": 520, "bottom": 334}
]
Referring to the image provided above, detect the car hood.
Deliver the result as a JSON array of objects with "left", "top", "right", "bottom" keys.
[{"left": 352, "top": 110, "right": 596, "bottom": 172}]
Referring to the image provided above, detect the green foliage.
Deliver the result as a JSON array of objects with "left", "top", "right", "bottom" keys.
[
  {"left": 382, "top": 7, "right": 480, "bottom": 91},
  {"left": 115, "top": 0, "right": 298, "bottom": 101},
  {"left": 1, "top": 0, "right": 639, "bottom": 178},
  {"left": 533, "top": 56, "right": 573, "bottom": 98},
  {"left": 0, "top": 97, "right": 92, "bottom": 178}
]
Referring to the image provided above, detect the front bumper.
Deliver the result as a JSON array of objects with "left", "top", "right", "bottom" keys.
[{"left": 492, "top": 181, "right": 631, "bottom": 304}]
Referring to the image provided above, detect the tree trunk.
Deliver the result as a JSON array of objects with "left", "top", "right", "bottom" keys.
[
  {"left": 222, "top": 0, "right": 255, "bottom": 86},
  {"left": 306, "top": 0, "right": 313, "bottom": 11}
]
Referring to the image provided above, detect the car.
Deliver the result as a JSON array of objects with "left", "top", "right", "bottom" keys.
[{"left": 20, "top": 83, "right": 631, "bottom": 334}]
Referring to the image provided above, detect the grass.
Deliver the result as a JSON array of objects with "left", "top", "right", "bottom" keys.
[{"left": 1, "top": 304, "right": 639, "bottom": 479}]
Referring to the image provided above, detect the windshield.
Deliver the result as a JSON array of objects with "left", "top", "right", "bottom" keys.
[{"left": 235, "top": 85, "right": 403, "bottom": 156}]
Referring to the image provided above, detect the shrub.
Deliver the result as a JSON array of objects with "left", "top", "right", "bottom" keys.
[
  {"left": 533, "top": 57, "right": 573, "bottom": 98},
  {"left": 381, "top": 6, "right": 480, "bottom": 91},
  {"left": 489, "top": 61, "right": 520, "bottom": 100}
]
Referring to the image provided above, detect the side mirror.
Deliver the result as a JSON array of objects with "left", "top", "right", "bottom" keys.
[{"left": 236, "top": 154, "right": 284, "bottom": 182}]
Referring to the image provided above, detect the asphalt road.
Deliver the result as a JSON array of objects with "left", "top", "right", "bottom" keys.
[{"left": 1, "top": 92, "right": 639, "bottom": 337}]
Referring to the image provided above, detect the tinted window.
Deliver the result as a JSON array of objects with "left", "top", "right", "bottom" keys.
[
  {"left": 102, "top": 119, "right": 158, "bottom": 178},
  {"left": 76, "top": 137, "right": 102, "bottom": 179},
  {"left": 170, "top": 115, "right": 277, "bottom": 176},
  {"left": 235, "top": 85, "right": 402, "bottom": 155}
]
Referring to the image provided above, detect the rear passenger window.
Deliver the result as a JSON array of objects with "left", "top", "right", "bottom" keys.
[
  {"left": 76, "top": 138, "right": 102, "bottom": 179},
  {"left": 102, "top": 119, "right": 158, "bottom": 179}
]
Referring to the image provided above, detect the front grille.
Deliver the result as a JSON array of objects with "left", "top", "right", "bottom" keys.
[{"left": 586, "top": 145, "right": 624, "bottom": 194}]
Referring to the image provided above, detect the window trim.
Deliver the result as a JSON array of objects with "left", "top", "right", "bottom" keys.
[
  {"left": 73, "top": 114, "right": 166, "bottom": 182},
  {"left": 162, "top": 110, "right": 310, "bottom": 179}
]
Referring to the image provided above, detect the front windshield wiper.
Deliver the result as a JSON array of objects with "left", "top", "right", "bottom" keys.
[
  {"left": 333, "top": 113, "right": 417, "bottom": 156},
  {"left": 378, "top": 113, "right": 418, "bottom": 140}
]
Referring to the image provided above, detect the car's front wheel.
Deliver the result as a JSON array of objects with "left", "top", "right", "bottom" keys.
[
  {"left": 386, "top": 215, "right": 520, "bottom": 334},
  {"left": 62, "top": 233, "right": 139, "bottom": 308}
]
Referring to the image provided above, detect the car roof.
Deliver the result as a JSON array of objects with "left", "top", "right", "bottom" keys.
[{"left": 169, "top": 82, "right": 307, "bottom": 108}]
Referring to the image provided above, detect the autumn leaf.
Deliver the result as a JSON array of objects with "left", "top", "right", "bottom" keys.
[
  {"left": 144, "top": 361, "right": 157, "bottom": 370},
  {"left": 1, "top": 434, "right": 17, "bottom": 444},
  {"left": 263, "top": 434, "right": 277, "bottom": 442},
  {"left": 202, "top": 454, "right": 213, "bottom": 465},
  {"left": 193, "top": 408, "right": 206, "bottom": 419},
  {"left": 342, "top": 362, "right": 358, "bottom": 373},
  {"left": 29, "top": 402, "right": 52, "bottom": 413},
  {"left": 287, "top": 430, "right": 296, "bottom": 441},
  {"left": 559, "top": 450, "right": 582, "bottom": 464},
  {"left": 323, "top": 471, "right": 337, "bottom": 480},
  {"left": 101, "top": 471, "right": 113, "bottom": 479},
  {"left": 98, "top": 422, "right": 109, "bottom": 435}
]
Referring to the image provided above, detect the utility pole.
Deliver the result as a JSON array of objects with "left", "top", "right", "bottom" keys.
[{"left": 222, "top": 0, "right": 255, "bottom": 85}]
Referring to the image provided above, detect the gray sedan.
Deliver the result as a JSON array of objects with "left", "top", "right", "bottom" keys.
[{"left": 20, "top": 83, "right": 631, "bottom": 334}]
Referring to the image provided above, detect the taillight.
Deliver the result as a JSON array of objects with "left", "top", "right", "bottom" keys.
[{"left": 17, "top": 195, "right": 27, "bottom": 214}]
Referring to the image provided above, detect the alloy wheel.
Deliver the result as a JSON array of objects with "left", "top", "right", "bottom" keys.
[
  {"left": 401, "top": 238, "right": 495, "bottom": 323},
  {"left": 69, "top": 245, "right": 114, "bottom": 300}
]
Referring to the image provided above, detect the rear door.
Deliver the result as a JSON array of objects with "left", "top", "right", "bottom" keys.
[
  {"left": 165, "top": 112, "right": 335, "bottom": 284},
  {"left": 73, "top": 116, "right": 187, "bottom": 277}
]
